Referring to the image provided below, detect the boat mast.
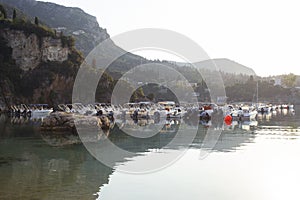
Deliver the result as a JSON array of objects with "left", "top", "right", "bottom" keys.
[{"left": 256, "top": 81, "right": 258, "bottom": 108}]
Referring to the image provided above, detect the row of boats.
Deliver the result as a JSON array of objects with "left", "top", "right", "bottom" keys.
[
  {"left": 225, "top": 103, "right": 294, "bottom": 121},
  {"left": 6, "top": 102, "right": 295, "bottom": 122},
  {"left": 9, "top": 104, "right": 53, "bottom": 118}
]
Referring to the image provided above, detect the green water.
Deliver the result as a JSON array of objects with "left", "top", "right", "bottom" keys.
[{"left": 0, "top": 108, "right": 300, "bottom": 200}]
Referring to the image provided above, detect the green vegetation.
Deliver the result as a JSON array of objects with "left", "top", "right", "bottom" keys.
[
  {"left": 130, "top": 87, "right": 145, "bottom": 102},
  {"left": 282, "top": 73, "right": 297, "bottom": 88},
  {"left": 139, "top": 83, "right": 178, "bottom": 103},
  {"left": 1, "top": 18, "right": 48, "bottom": 36},
  {"left": 0, "top": 8, "right": 75, "bottom": 49},
  {"left": 225, "top": 76, "right": 293, "bottom": 103}
]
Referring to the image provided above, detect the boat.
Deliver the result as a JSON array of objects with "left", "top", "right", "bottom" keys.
[
  {"left": 157, "top": 101, "right": 183, "bottom": 118},
  {"left": 30, "top": 104, "right": 53, "bottom": 118},
  {"left": 223, "top": 104, "right": 257, "bottom": 121}
]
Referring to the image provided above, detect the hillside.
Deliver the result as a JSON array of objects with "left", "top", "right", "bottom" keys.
[
  {"left": 174, "top": 58, "right": 256, "bottom": 76},
  {"left": 201, "top": 58, "right": 256, "bottom": 75}
]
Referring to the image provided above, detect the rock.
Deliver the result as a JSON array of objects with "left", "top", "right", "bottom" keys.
[
  {"left": 41, "top": 112, "right": 111, "bottom": 135},
  {"left": 40, "top": 112, "right": 113, "bottom": 146}
]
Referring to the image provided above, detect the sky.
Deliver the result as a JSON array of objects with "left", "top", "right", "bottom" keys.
[{"left": 39, "top": 0, "right": 300, "bottom": 77}]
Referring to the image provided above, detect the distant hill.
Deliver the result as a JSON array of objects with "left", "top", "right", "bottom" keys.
[
  {"left": 201, "top": 58, "right": 256, "bottom": 75},
  {"left": 173, "top": 58, "right": 256, "bottom": 76}
]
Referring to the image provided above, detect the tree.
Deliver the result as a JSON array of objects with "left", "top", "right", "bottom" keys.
[
  {"left": 249, "top": 75, "right": 254, "bottom": 82},
  {"left": 12, "top": 9, "right": 16, "bottom": 21},
  {"left": 0, "top": 5, "right": 7, "bottom": 19},
  {"left": 34, "top": 16, "right": 39, "bottom": 25},
  {"left": 282, "top": 73, "right": 297, "bottom": 88},
  {"left": 147, "top": 93, "right": 155, "bottom": 101}
]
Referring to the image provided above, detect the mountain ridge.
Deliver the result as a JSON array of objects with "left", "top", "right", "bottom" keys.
[{"left": 171, "top": 58, "right": 256, "bottom": 76}]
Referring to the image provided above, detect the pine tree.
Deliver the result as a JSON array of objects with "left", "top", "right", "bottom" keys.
[
  {"left": 12, "top": 9, "right": 16, "bottom": 21},
  {"left": 34, "top": 16, "right": 39, "bottom": 25}
]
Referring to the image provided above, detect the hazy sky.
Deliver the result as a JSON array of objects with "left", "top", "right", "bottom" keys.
[{"left": 40, "top": 0, "right": 300, "bottom": 76}]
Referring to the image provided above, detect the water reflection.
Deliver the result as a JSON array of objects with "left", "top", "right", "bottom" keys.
[
  {"left": 0, "top": 107, "right": 299, "bottom": 199},
  {"left": 0, "top": 135, "right": 112, "bottom": 199}
]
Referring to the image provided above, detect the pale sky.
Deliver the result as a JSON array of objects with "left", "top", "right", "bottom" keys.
[{"left": 40, "top": 0, "right": 300, "bottom": 76}]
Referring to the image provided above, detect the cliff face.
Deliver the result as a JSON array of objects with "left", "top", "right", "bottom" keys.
[
  {"left": 0, "top": 18, "right": 83, "bottom": 106},
  {"left": 0, "top": 29, "right": 69, "bottom": 71}
]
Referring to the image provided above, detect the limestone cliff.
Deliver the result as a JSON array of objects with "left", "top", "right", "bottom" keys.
[
  {"left": 0, "top": 18, "right": 82, "bottom": 106},
  {"left": 0, "top": 29, "right": 69, "bottom": 71}
]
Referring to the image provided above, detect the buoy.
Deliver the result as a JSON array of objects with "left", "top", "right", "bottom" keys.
[{"left": 224, "top": 114, "right": 232, "bottom": 125}]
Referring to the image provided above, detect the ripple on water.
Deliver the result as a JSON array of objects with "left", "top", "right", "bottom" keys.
[{"left": 255, "top": 125, "right": 300, "bottom": 139}]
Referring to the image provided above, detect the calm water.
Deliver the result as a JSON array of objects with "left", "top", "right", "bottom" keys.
[{"left": 0, "top": 107, "right": 300, "bottom": 200}]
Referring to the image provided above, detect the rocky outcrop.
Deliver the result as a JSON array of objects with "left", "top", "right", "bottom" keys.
[
  {"left": 40, "top": 112, "right": 112, "bottom": 135},
  {"left": 0, "top": 29, "right": 69, "bottom": 71}
]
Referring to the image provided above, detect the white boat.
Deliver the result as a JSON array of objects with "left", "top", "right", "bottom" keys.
[
  {"left": 30, "top": 104, "right": 53, "bottom": 118},
  {"left": 281, "top": 104, "right": 289, "bottom": 109},
  {"left": 228, "top": 105, "right": 257, "bottom": 121},
  {"left": 242, "top": 105, "right": 257, "bottom": 119}
]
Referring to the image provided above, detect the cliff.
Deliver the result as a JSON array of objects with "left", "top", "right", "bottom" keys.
[
  {"left": 1, "top": 28, "right": 69, "bottom": 71},
  {"left": 0, "top": 18, "right": 83, "bottom": 106}
]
